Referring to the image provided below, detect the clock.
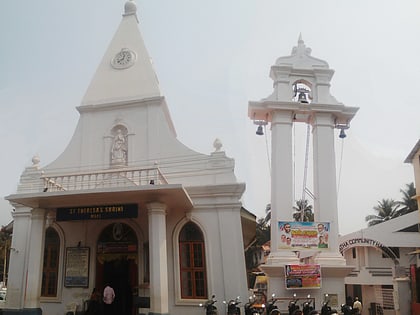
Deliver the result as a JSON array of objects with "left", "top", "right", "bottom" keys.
[{"left": 111, "top": 48, "right": 136, "bottom": 69}]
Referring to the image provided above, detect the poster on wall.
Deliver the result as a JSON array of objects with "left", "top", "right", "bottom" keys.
[
  {"left": 64, "top": 247, "right": 90, "bottom": 287},
  {"left": 278, "top": 221, "right": 330, "bottom": 249},
  {"left": 285, "top": 264, "right": 321, "bottom": 289}
]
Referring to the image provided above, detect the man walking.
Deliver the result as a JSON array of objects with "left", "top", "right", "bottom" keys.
[{"left": 353, "top": 297, "right": 362, "bottom": 314}]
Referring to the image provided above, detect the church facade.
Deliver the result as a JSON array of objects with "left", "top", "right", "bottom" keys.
[{"left": 5, "top": 1, "right": 251, "bottom": 314}]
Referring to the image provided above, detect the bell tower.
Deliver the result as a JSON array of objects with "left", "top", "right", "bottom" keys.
[{"left": 249, "top": 36, "right": 358, "bottom": 305}]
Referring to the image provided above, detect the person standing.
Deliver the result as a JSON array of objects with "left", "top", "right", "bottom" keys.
[
  {"left": 353, "top": 297, "right": 362, "bottom": 314},
  {"left": 85, "top": 287, "right": 101, "bottom": 315},
  {"left": 103, "top": 284, "right": 115, "bottom": 315}
]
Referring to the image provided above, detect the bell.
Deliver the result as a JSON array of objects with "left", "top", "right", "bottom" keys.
[
  {"left": 256, "top": 125, "right": 264, "bottom": 136},
  {"left": 298, "top": 92, "right": 308, "bottom": 103},
  {"left": 339, "top": 128, "right": 346, "bottom": 139}
]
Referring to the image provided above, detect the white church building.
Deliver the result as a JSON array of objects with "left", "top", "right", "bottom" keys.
[{"left": 5, "top": 1, "right": 253, "bottom": 314}]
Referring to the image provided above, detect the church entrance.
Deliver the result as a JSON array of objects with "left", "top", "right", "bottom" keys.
[{"left": 96, "top": 223, "right": 138, "bottom": 315}]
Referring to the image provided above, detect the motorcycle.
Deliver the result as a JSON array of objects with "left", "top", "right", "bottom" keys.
[
  {"left": 302, "top": 294, "right": 314, "bottom": 315},
  {"left": 265, "top": 293, "right": 280, "bottom": 315},
  {"left": 244, "top": 295, "right": 262, "bottom": 315},
  {"left": 200, "top": 295, "right": 218, "bottom": 315},
  {"left": 288, "top": 293, "right": 299, "bottom": 315},
  {"left": 320, "top": 294, "right": 331, "bottom": 315},
  {"left": 224, "top": 296, "right": 241, "bottom": 315},
  {"left": 341, "top": 303, "right": 357, "bottom": 315}
]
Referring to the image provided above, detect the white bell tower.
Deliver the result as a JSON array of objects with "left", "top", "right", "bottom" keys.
[{"left": 248, "top": 36, "right": 359, "bottom": 306}]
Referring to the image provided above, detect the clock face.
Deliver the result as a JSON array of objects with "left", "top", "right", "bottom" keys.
[{"left": 111, "top": 49, "right": 136, "bottom": 69}]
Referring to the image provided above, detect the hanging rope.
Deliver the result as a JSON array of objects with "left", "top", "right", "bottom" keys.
[
  {"left": 301, "top": 123, "right": 311, "bottom": 201},
  {"left": 337, "top": 137, "right": 345, "bottom": 196},
  {"left": 264, "top": 124, "right": 271, "bottom": 175}
]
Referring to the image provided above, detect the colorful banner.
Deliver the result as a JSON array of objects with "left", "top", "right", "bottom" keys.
[
  {"left": 278, "top": 221, "right": 330, "bottom": 249},
  {"left": 285, "top": 264, "right": 321, "bottom": 289}
]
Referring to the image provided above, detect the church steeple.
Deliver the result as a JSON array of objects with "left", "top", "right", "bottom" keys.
[{"left": 81, "top": 0, "right": 161, "bottom": 106}]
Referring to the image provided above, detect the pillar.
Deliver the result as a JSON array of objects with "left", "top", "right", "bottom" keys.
[
  {"left": 270, "top": 110, "right": 295, "bottom": 258},
  {"left": 5, "top": 205, "right": 44, "bottom": 315},
  {"left": 24, "top": 208, "right": 46, "bottom": 309},
  {"left": 147, "top": 202, "right": 169, "bottom": 315},
  {"left": 312, "top": 113, "right": 340, "bottom": 255}
]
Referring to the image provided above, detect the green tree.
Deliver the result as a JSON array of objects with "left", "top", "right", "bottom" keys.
[
  {"left": 264, "top": 200, "right": 314, "bottom": 223},
  {"left": 0, "top": 225, "right": 12, "bottom": 284},
  {"left": 292, "top": 199, "right": 314, "bottom": 222},
  {"left": 398, "top": 182, "right": 418, "bottom": 215},
  {"left": 365, "top": 199, "right": 402, "bottom": 227},
  {"left": 263, "top": 204, "right": 271, "bottom": 226},
  {"left": 256, "top": 217, "right": 270, "bottom": 246},
  {"left": 244, "top": 216, "right": 271, "bottom": 288}
]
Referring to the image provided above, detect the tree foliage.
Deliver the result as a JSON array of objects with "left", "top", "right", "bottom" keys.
[
  {"left": 263, "top": 199, "right": 314, "bottom": 223},
  {"left": 365, "top": 199, "right": 401, "bottom": 227},
  {"left": 365, "top": 182, "right": 417, "bottom": 227},
  {"left": 398, "top": 182, "right": 418, "bottom": 215},
  {"left": 292, "top": 199, "right": 314, "bottom": 222}
]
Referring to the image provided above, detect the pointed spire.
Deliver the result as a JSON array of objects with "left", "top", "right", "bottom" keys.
[
  {"left": 81, "top": 0, "right": 161, "bottom": 106},
  {"left": 298, "top": 33, "right": 303, "bottom": 43},
  {"left": 292, "top": 33, "right": 311, "bottom": 56}
]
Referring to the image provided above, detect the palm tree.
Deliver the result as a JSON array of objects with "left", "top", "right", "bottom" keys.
[
  {"left": 398, "top": 182, "right": 418, "bottom": 215},
  {"left": 365, "top": 199, "right": 402, "bottom": 227},
  {"left": 263, "top": 200, "right": 314, "bottom": 223},
  {"left": 292, "top": 199, "right": 314, "bottom": 222}
]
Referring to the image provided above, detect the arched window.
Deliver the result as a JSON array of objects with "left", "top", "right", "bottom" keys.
[
  {"left": 41, "top": 227, "right": 60, "bottom": 297},
  {"left": 179, "top": 222, "right": 207, "bottom": 299}
]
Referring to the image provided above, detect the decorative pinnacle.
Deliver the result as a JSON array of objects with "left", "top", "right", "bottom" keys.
[{"left": 124, "top": 0, "right": 137, "bottom": 16}]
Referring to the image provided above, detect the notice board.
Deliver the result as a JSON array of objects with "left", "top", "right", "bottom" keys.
[{"left": 64, "top": 247, "right": 90, "bottom": 287}]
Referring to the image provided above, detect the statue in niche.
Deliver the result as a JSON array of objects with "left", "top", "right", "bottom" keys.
[{"left": 111, "top": 128, "right": 127, "bottom": 166}]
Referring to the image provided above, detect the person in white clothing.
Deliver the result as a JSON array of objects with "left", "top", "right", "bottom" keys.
[
  {"left": 103, "top": 285, "right": 115, "bottom": 315},
  {"left": 353, "top": 297, "right": 362, "bottom": 314}
]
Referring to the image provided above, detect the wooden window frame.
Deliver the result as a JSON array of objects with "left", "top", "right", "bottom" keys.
[
  {"left": 179, "top": 224, "right": 207, "bottom": 299},
  {"left": 41, "top": 228, "right": 60, "bottom": 297}
]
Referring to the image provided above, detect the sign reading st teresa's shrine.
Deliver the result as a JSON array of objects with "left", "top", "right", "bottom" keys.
[{"left": 56, "top": 204, "right": 138, "bottom": 221}]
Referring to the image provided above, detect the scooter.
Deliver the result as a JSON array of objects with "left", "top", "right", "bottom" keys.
[
  {"left": 288, "top": 293, "right": 299, "bottom": 315},
  {"left": 225, "top": 296, "right": 241, "bottom": 315},
  {"left": 265, "top": 293, "right": 280, "bottom": 315},
  {"left": 341, "top": 303, "right": 357, "bottom": 315},
  {"left": 200, "top": 294, "right": 218, "bottom": 315},
  {"left": 302, "top": 294, "right": 314, "bottom": 315},
  {"left": 320, "top": 294, "right": 331, "bottom": 315},
  {"left": 244, "top": 295, "right": 262, "bottom": 315}
]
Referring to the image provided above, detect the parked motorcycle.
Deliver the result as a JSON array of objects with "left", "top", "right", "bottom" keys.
[
  {"left": 200, "top": 295, "right": 218, "bottom": 315},
  {"left": 341, "top": 303, "right": 357, "bottom": 315},
  {"left": 320, "top": 294, "right": 331, "bottom": 315},
  {"left": 244, "top": 295, "right": 262, "bottom": 315},
  {"left": 288, "top": 293, "right": 299, "bottom": 315},
  {"left": 302, "top": 294, "right": 314, "bottom": 315},
  {"left": 264, "top": 293, "right": 280, "bottom": 315},
  {"left": 224, "top": 296, "right": 241, "bottom": 315}
]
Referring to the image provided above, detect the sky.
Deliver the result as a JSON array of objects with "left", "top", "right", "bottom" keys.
[{"left": 0, "top": 0, "right": 419, "bottom": 235}]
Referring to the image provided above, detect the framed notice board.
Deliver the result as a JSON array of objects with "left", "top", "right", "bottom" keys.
[{"left": 64, "top": 247, "right": 90, "bottom": 287}]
